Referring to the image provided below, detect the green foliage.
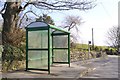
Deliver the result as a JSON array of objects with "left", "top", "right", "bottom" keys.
[
  {"left": 1, "top": 22, "right": 26, "bottom": 72},
  {"left": 94, "top": 46, "right": 100, "bottom": 51},
  {"left": 95, "top": 46, "right": 107, "bottom": 50},
  {"left": 107, "top": 47, "right": 117, "bottom": 51},
  {"left": 2, "top": 28, "right": 26, "bottom": 72},
  {"left": 2, "top": 44, "right": 26, "bottom": 72},
  {"left": 3, "top": 44, "right": 25, "bottom": 61},
  {"left": 104, "top": 47, "right": 118, "bottom": 55}
]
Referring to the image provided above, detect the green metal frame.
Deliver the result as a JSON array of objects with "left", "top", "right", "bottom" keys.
[
  {"left": 48, "top": 27, "right": 50, "bottom": 74},
  {"left": 68, "top": 33, "right": 70, "bottom": 67},
  {"left": 25, "top": 21, "right": 70, "bottom": 74},
  {"left": 26, "top": 28, "right": 28, "bottom": 71}
]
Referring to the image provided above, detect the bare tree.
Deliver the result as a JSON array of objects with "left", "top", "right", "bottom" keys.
[
  {"left": 62, "top": 15, "right": 84, "bottom": 43},
  {"left": 0, "top": 0, "right": 96, "bottom": 71},
  {"left": 106, "top": 26, "right": 120, "bottom": 50},
  {"left": 0, "top": 0, "right": 96, "bottom": 43},
  {"left": 63, "top": 15, "right": 83, "bottom": 31}
]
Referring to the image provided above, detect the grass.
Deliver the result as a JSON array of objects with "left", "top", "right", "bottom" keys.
[
  {"left": 71, "top": 43, "right": 108, "bottom": 52},
  {"left": 75, "top": 43, "right": 88, "bottom": 49}
]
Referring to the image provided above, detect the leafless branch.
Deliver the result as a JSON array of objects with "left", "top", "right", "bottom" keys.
[
  {"left": 0, "top": 2, "right": 7, "bottom": 14},
  {"left": 18, "top": 10, "right": 39, "bottom": 27},
  {"left": 106, "top": 26, "right": 120, "bottom": 49},
  {"left": 63, "top": 15, "right": 82, "bottom": 31},
  {"left": 30, "top": 0, "right": 96, "bottom": 10},
  {"left": 23, "top": 2, "right": 35, "bottom": 10}
]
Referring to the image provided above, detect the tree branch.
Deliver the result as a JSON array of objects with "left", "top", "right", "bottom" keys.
[
  {"left": 107, "top": 26, "right": 120, "bottom": 48},
  {"left": 0, "top": 2, "right": 7, "bottom": 14},
  {"left": 31, "top": 0, "right": 96, "bottom": 10},
  {"left": 19, "top": 10, "right": 39, "bottom": 27},
  {"left": 23, "top": 2, "right": 35, "bottom": 10}
]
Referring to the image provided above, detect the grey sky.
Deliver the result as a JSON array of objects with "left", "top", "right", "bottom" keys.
[
  {"left": 49, "top": 0, "right": 119, "bottom": 46},
  {"left": 0, "top": 0, "right": 119, "bottom": 46}
]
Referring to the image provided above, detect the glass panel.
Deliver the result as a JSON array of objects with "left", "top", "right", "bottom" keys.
[
  {"left": 53, "top": 35, "right": 68, "bottom": 48},
  {"left": 28, "top": 51, "right": 48, "bottom": 69},
  {"left": 53, "top": 49, "right": 68, "bottom": 62},
  {"left": 28, "top": 30, "right": 48, "bottom": 49}
]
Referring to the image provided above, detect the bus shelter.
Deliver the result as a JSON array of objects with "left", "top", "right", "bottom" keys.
[{"left": 25, "top": 21, "right": 70, "bottom": 74}]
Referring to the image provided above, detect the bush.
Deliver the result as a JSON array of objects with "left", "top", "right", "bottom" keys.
[
  {"left": 2, "top": 28, "right": 26, "bottom": 72},
  {"left": 2, "top": 44, "right": 26, "bottom": 72}
]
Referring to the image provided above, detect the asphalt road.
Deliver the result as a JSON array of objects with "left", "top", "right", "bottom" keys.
[
  {"left": 0, "top": 55, "right": 119, "bottom": 80},
  {"left": 82, "top": 55, "right": 119, "bottom": 79}
]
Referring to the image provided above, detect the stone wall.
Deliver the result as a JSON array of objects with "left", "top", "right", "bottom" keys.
[{"left": 70, "top": 51, "right": 107, "bottom": 62}]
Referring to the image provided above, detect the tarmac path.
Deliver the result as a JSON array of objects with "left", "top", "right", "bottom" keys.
[{"left": 1, "top": 55, "right": 119, "bottom": 80}]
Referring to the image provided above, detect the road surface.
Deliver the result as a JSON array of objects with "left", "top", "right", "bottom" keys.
[
  {"left": 81, "top": 55, "right": 119, "bottom": 79},
  {"left": 0, "top": 55, "right": 119, "bottom": 80}
]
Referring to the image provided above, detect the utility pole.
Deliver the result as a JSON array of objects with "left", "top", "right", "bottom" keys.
[{"left": 92, "top": 28, "right": 94, "bottom": 50}]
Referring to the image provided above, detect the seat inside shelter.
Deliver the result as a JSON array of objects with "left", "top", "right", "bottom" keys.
[{"left": 25, "top": 21, "right": 70, "bottom": 74}]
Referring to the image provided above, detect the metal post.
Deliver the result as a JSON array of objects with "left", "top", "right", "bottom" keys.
[
  {"left": 52, "top": 34, "right": 54, "bottom": 64},
  {"left": 92, "top": 28, "right": 94, "bottom": 50},
  {"left": 26, "top": 29, "right": 28, "bottom": 71},
  {"left": 48, "top": 27, "right": 50, "bottom": 74},
  {"left": 68, "top": 33, "right": 70, "bottom": 67}
]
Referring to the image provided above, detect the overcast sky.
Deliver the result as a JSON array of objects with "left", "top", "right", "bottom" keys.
[
  {"left": 0, "top": 0, "right": 119, "bottom": 46},
  {"left": 49, "top": 0, "right": 119, "bottom": 46}
]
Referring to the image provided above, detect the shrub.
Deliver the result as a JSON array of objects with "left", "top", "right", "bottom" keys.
[{"left": 2, "top": 44, "right": 26, "bottom": 72}]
